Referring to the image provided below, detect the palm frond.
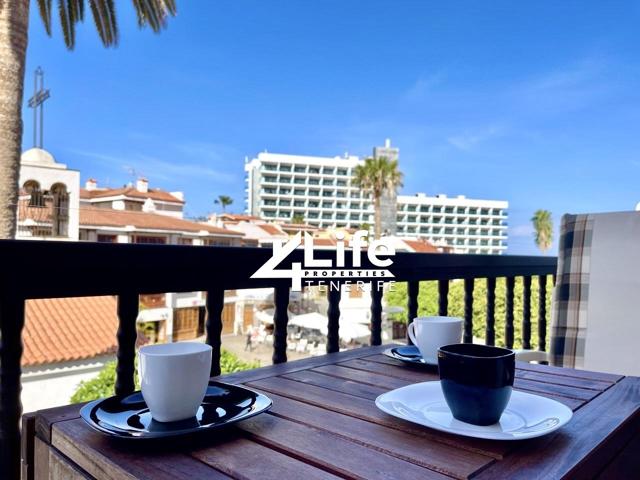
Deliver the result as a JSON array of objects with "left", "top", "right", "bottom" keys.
[
  {"left": 57, "top": 0, "right": 73, "bottom": 48},
  {"left": 132, "top": 0, "right": 177, "bottom": 33},
  {"left": 36, "top": 0, "right": 53, "bottom": 36},
  {"left": 89, "top": 0, "right": 118, "bottom": 47}
]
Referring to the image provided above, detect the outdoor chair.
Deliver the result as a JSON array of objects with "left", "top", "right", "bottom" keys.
[{"left": 516, "top": 211, "right": 640, "bottom": 376}]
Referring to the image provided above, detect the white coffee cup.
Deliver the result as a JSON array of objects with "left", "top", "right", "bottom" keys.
[
  {"left": 139, "top": 342, "right": 212, "bottom": 422},
  {"left": 407, "top": 316, "right": 463, "bottom": 364}
]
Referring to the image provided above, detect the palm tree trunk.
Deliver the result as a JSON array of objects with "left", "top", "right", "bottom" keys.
[
  {"left": 0, "top": 0, "right": 30, "bottom": 239},
  {"left": 374, "top": 195, "right": 381, "bottom": 239}
]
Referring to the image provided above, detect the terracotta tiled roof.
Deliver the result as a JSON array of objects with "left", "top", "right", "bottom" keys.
[
  {"left": 80, "top": 187, "right": 184, "bottom": 204},
  {"left": 216, "top": 213, "right": 261, "bottom": 222},
  {"left": 257, "top": 224, "right": 286, "bottom": 235},
  {"left": 80, "top": 208, "right": 243, "bottom": 236},
  {"left": 402, "top": 238, "right": 439, "bottom": 253},
  {"left": 23, "top": 296, "right": 138, "bottom": 367}
]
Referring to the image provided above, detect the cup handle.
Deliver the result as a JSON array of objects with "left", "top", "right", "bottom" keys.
[{"left": 407, "top": 321, "right": 418, "bottom": 345}]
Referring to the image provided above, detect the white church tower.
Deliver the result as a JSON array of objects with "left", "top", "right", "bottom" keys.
[{"left": 17, "top": 148, "right": 80, "bottom": 240}]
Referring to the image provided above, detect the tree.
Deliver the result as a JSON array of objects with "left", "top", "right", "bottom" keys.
[
  {"left": 291, "top": 213, "right": 305, "bottom": 224},
  {"left": 531, "top": 210, "right": 553, "bottom": 254},
  {"left": 214, "top": 195, "right": 233, "bottom": 212},
  {"left": 385, "top": 278, "right": 553, "bottom": 350},
  {"left": 352, "top": 157, "right": 403, "bottom": 238},
  {"left": 0, "top": 1, "right": 177, "bottom": 239}
]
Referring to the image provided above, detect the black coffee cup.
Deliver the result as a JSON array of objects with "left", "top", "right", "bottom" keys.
[{"left": 437, "top": 343, "right": 515, "bottom": 426}]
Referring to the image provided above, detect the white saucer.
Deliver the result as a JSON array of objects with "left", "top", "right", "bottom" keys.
[{"left": 375, "top": 381, "right": 573, "bottom": 440}]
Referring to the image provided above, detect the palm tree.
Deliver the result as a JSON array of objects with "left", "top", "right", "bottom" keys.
[
  {"left": 291, "top": 213, "right": 305, "bottom": 224},
  {"left": 214, "top": 195, "right": 233, "bottom": 212},
  {"left": 0, "top": 1, "right": 177, "bottom": 238},
  {"left": 352, "top": 156, "right": 403, "bottom": 238},
  {"left": 531, "top": 209, "right": 553, "bottom": 254}
]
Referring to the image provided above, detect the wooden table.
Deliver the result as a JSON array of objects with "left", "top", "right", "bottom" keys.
[{"left": 24, "top": 345, "right": 640, "bottom": 480}]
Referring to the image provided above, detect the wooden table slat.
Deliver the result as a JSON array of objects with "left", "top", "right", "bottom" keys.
[
  {"left": 53, "top": 419, "right": 232, "bottom": 480},
  {"left": 262, "top": 391, "right": 494, "bottom": 479},
  {"left": 474, "top": 376, "right": 640, "bottom": 479},
  {"left": 236, "top": 412, "right": 451, "bottom": 479},
  {"left": 245, "top": 375, "right": 512, "bottom": 459}
]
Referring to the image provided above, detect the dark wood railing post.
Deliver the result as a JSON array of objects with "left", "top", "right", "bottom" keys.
[
  {"left": 463, "top": 278, "right": 474, "bottom": 343},
  {"left": 505, "top": 276, "right": 515, "bottom": 349},
  {"left": 538, "top": 275, "right": 548, "bottom": 351},
  {"left": 115, "top": 291, "right": 139, "bottom": 396},
  {"left": 327, "top": 286, "right": 341, "bottom": 353},
  {"left": 522, "top": 276, "right": 532, "bottom": 350},
  {"left": 205, "top": 287, "right": 225, "bottom": 376},
  {"left": 370, "top": 285, "right": 383, "bottom": 346},
  {"left": 485, "top": 277, "right": 496, "bottom": 346},
  {"left": 438, "top": 279, "right": 449, "bottom": 316},
  {"left": 0, "top": 294, "right": 25, "bottom": 479},
  {"left": 272, "top": 285, "right": 290, "bottom": 364},
  {"left": 407, "top": 281, "right": 419, "bottom": 345}
]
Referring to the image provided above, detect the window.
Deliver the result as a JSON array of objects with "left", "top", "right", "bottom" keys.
[
  {"left": 205, "top": 238, "right": 234, "bottom": 246},
  {"left": 309, "top": 167, "right": 320, "bottom": 174},
  {"left": 294, "top": 200, "right": 305, "bottom": 207},
  {"left": 51, "top": 183, "right": 69, "bottom": 237},
  {"left": 336, "top": 180, "right": 347, "bottom": 187},
  {"left": 294, "top": 166, "right": 306, "bottom": 173},
  {"left": 179, "top": 238, "right": 193, "bottom": 245},
  {"left": 97, "top": 234, "right": 117, "bottom": 243},
  {"left": 322, "top": 201, "right": 333, "bottom": 208},
  {"left": 264, "top": 199, "right": 276, "bottom": 206},
  {"left": 23, "top": 180, "right": 44, "bottom": 207},
  {"left": 308, "top": 201, "right": 319, "bottom": 207},
  {"left": 134, "top": 236, "right": 166, "bottom": 244},
  {"left": 279, "top": 164, "right": 292, "bottom": 172},
  {"left": 322, "top": 167, "right": 335, "bottom": 174},
  {"left": 337, "top": 168, "right": 348, "bottom": 176},
  {"left": 293, "top": 189, "right": 305, "bottom": 196},
  {"left": 279, "top": 199, "right": 291, "bottom": 206},
  {"left": 263, "top": 164, "right": 277, "bottom": 171},
  {"left": 322, "top": 179, "right": 334, "bottom": 185},
  {"left": 309, "top": 189, "right": 320, "bottom": 197},
  {"left": 308, "top": 179, "right": 320, "bottom": 185},
  {"left": 263, "top": 175, "right": 277, "bottom": 183},
  {"left": 279, "top": 188, "right": 291, "bottom": 195}
]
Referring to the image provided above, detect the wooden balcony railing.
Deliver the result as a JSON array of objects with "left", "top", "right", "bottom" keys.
[{"left": 0, "top": 239, "right": 557, "bottom": 478}]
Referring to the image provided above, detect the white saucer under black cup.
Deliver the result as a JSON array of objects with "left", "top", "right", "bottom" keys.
[
  {"left": 80, "top": 381, "right": 272, "bottom": 439},
  {"left": 383, "top": 345, "right": 438, "bottom": 367},
  {"left": 376, "top": 381, "right": 573, "bottom": 440}
]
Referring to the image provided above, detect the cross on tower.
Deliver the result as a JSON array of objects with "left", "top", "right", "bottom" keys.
[{"left": 27, "top": 67, "right": 51, "bottom": 148}]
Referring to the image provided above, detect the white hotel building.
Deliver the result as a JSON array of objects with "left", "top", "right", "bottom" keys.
[{"left": 245, "top": 147, "right": 508, "bottom": 255}]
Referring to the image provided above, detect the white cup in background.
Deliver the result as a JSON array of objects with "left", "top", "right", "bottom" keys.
[
  {"left": 407, "top": 316, "right": 463, "bottom": 364},
  {"left": 139, "top": 342, "right": 212, "bottom": 422}
]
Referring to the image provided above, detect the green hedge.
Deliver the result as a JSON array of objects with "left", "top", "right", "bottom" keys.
[
  {"left": 70, "top": 349, "right": 260, "bottom": 404},
  {"left": 385, "top": 277, "right": 553, "bottom": 350}
]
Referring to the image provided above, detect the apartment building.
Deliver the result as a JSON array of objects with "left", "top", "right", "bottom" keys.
[
  {"left": 397, "top": 194, "right": 508, "bottom": 255},
  {"left": 245, "top": 141, "right": 509, "bottom": 254},
  {"left": 244, "top": 152, "right": 373, "bottom": 229}
]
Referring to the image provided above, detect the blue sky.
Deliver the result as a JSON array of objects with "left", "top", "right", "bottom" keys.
[{"left": 23, "top": 1, "right": 640, "bottom": 254}]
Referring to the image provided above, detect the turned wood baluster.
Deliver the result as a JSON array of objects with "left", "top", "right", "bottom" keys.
[
  {"left": 438, "top": 279, "right": 449, "bottom": 316},
  {"left": 272, "top": 285, "right": 290, "bottom": 364},
  {"left": 327, "top": 286, "right": 341, "bottom": 353},
  {"left": 538, "top": 275, "right": 548, "bottom": 351},
  {"left": 116, "top": 291, "right": 139, "bottom": 395},
  {"left": 205, "top": 288, "right": 225, "bottom": 376},
  {"left": 463, "top": 278, "right": 474, "bottom": 343},
  {"left": 0, "top": 294, "right": 25, "bottom": 479},
  {"left": 485, "top": 277, "right": 496, "bottom": 346},
  {"left": 370, "top": 286, "right": 383, "bottom": 346},
  {"left": 523, "top": 276, "right": 532, "bottom": 350},
  {"left": 407, "top": 281, "right": 419, "bottom": 345},
  {"left": 505, "top": 276, "right": 515, "bottom": 349}
]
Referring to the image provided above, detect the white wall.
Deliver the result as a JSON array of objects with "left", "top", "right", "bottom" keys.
[{"left": 21, "top": 355, "right": 112, "bottom": 413}]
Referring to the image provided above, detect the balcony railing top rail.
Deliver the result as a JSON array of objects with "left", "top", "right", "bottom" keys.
[{"left": 0, "top": 239, "right": 557, "bottom": 478}]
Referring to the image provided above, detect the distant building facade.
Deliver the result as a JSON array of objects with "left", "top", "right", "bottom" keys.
[{"left": 245, "top": 141, "right": 508, "bottom": 254}]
